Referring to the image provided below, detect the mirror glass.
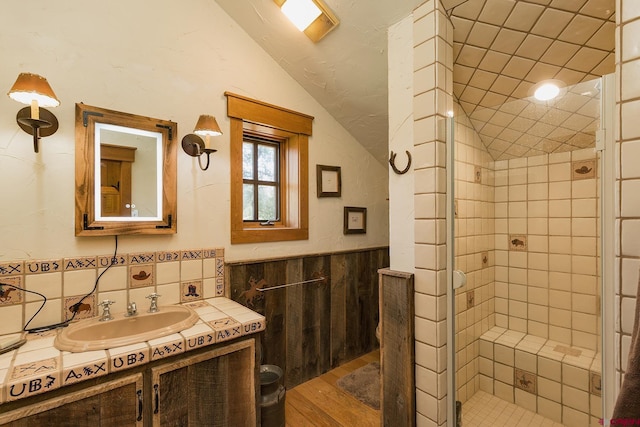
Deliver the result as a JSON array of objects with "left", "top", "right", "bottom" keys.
[
  {"left": 75, "top": 103, "right": 177, "bottom": 236},
  {"left": 95, "top": 124, "right": 162, "bottom": 220}
]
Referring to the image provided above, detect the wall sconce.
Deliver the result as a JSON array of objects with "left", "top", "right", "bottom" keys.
[
  {"left": 181, "top": 115, "right": 222, "bottom": 171},
  {"left": 7, "top": 72, "right": 60, "bottom": 153},
  {"left": 273, "top": 0, "right": 339, "bottom": 42}
]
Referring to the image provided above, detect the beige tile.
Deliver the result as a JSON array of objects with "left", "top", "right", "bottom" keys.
[
  {"left": 538, "top": 396, "right": 563, "bottom": 423},
  {"left": 494, "top": 379, "right": 514, "bottom": 403},
  {"left": 180, "top": 260, "right": 202, "bottom": 281},
  {"left": 562, "top": 384, "right": 590, "bottom": 412},
  {"left": 64, "top": 269, "right": 99, "bottom": 297}
]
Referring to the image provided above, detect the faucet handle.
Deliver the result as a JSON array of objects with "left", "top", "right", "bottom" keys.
[
  {"left": 146, "top": 293, "right": 161, "bottom": 313},
  {"left": 99, "top": 299, "right": 116, "bottom": 307}
]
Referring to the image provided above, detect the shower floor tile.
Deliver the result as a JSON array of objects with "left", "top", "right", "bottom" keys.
[{"left": 462, "top": 391, "right": 564, "bottom": 427}]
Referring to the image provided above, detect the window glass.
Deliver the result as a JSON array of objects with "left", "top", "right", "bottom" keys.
[
  {"left": 243, "top": 137, "right": 280, "bottom": 222},
  {"left": 242, "top": 183, "right": 254, "bottom": 221},
  {"left": 257, "top": 144, "right": 277, "bottom": 182},
  {"left": 258, "top": 185, "right": 277, "bottom": 220},
  {"left": 242, "top": 142, "right": 254, "bottom": 180}
]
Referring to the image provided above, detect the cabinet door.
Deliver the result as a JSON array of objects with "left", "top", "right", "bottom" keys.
[
  {"left": 0, "top": 373, "right": 144, "bottom": 427},
  {"left": 150, "top": 339, "right": 256, "bottom": 427}
]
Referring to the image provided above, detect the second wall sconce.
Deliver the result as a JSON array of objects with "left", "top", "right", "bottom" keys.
[
  {"left": 181, "top": 115, "right": 222, "bottom": 171},
  {"left": 7, "top": 72, "right": 60, "bottom": 153}
]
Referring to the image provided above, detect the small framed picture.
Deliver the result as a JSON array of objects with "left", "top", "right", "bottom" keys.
[
  {"left": 344, "top": 206, "right": 366, "bottom": 234},
  {"left": 317, "top": 165, "right": 342, "bottom": 197}
]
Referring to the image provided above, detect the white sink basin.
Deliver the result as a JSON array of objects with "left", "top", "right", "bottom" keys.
[{"left": 54, "top": 305, "right": 199, "bottom": 352}]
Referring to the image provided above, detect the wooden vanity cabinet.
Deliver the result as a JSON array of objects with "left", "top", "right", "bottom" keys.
[
  {"left": 0, "top": 337, "right": 258, "bottom": 427},
  {"left": 150, "top": 339, "right": 256, "bottom": 426},
  {"left": 0, "top": 374, "right": 144, "bottom": 427}
]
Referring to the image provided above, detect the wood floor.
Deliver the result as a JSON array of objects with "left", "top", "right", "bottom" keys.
[{"left": 285, "top": 350, "right": 381, "bottom": 427}]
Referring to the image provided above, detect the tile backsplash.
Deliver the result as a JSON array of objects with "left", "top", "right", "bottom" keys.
[{"left": 0, "top": 248, "right": 225, "bottom": 335}]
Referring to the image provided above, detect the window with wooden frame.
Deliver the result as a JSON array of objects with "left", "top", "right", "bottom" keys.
[{"left": 226, "top": 92, "right": 312, "bottom": 244}]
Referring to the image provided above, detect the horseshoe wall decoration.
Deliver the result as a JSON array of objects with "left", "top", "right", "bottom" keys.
[{"left": 389, "top": 150, "right": 412, "bottom": 175}]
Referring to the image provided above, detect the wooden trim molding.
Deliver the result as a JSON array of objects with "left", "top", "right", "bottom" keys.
[
  {"left": 227, "top": 93, "right": 311, "bottom": 244},
  {"left": 225, "top": 92, "right": 314, "bottom": 135}
]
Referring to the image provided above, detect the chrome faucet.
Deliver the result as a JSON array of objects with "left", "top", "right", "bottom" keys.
[
  {"left": 125, "top": 301, "right": 137, "bottom": 317},
  {"left": 146, "top": 293, "right": 161, "bottom": 313},
  {"left": 98, "top": 300, "right": 115, "bottom": 321}
]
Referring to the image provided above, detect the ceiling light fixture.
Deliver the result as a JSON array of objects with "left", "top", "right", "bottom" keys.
[
  {"left": 534, "top": 82, "right": 560, "bottom": 101},
  {"left": 274, "top": 0, "right": 339, "bottom": 42}
]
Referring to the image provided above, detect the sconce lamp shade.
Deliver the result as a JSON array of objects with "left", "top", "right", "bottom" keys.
[
  {"left": 8, "top": 73, "right": 60, "bottom": 108},
  {"left": 193, "top": 115, "right": 222, "bottom": 137}
]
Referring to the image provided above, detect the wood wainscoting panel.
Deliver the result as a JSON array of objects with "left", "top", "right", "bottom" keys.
[
  {"left": 379, "top": 269, "right": 415, "bottom": 427},
  {"left": 227, "top": 247, "right": 389, "bottom": 390}
]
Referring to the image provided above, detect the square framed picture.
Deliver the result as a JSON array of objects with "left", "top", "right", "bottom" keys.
[
  {"left": 344, "top": 206, "right": 366, "bottom": 234},
  {"left": 317, "top": 165, "right": 342, "bottom": 197}
]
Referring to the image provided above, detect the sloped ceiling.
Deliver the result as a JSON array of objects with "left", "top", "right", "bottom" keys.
[{"left": 216, "top": 0, "right": 615, "bottom": 164}]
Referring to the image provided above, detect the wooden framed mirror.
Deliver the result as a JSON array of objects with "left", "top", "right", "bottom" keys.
[{"left": 75, "top": 103, "right": 177, "bottom": 236}]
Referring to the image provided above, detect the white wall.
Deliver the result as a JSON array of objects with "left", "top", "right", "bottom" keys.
[
  {"left": 0, "top": 0, "right": 389, "bottom": 263},
  {"left": 388, "top": 15, "right": 415, "bottom": 272}
]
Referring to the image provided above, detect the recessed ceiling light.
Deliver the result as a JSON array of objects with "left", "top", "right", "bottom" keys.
[
  {"left": 534, "top": 82, "right": 560, "bottom": 101},
  {"left": 274, "top": 0, "right": 339, "bottom": 42},
  {"left": 280, "top": 0, "right": 322, "bottom": 31}
]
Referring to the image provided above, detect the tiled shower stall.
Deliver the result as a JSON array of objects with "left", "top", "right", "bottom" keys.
[
  {"left": 453, "top": 100, "right": 603, "bottom": 424},
  {"left": 408, "top": 1, "right": 615, "bottom": 426}
]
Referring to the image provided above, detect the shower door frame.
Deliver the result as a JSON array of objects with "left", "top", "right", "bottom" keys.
[{"left": 446, "top": 73, "right": 617, "bottom": 426}]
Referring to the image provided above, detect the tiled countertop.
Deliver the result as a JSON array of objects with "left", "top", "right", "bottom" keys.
[{"left": 0, "top": 297, "right": 265, "bottom": 405}]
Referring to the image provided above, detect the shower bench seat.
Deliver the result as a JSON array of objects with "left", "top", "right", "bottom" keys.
[{"left": 478, "top": 326, "right": 601, "bottom": 426}]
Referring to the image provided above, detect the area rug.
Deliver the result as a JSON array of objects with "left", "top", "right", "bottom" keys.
[{"left": 336, "top": 361, "right": 380, "bottom": 410}]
